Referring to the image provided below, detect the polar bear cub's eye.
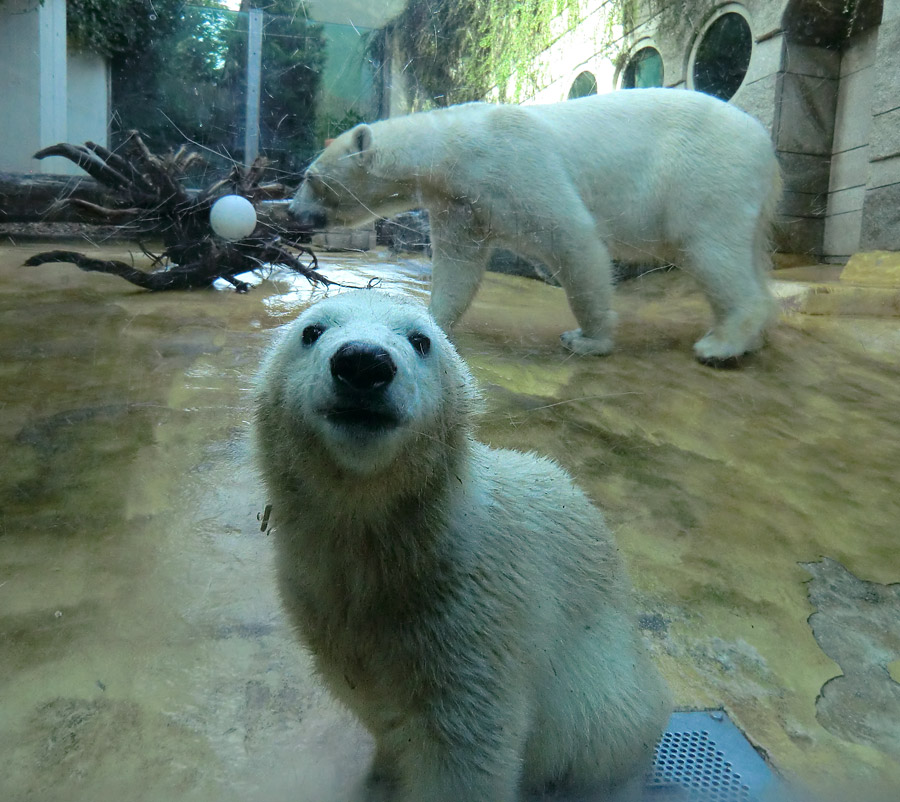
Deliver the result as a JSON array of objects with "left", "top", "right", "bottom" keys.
[
  {"left": 407, "top": 332, "right": 431, "bottom": 357},
  {"left": 301, "top": 323, "right": 326, "bottom": 347}
]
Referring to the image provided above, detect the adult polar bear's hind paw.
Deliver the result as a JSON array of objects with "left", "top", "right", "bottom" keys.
[
  {"left": 560, "top": 328, "right": 615, "bottom": 356},
  {"left": 692, "top": 301, "right": 772, "bottom": 366},
  {"left": 692, "top": 329, "right": 765, "bottom": 367}
]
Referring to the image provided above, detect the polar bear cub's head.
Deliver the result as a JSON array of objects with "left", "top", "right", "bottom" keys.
[
  {"left": 256, "top": 290, "right": 477, "bottom": 478},
  {"left": 288, "top": 124, "right": 411, "bottom": 230}
]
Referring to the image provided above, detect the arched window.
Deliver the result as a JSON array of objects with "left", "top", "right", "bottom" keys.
[
  {"left": 568, "top": 71, "right": 598, "bottom": 99},
  {"left": 691, "top": 11, "right": 753, "bottom": 100},
  {"left": 621, "top": 47, "right": 664, "bottom": 89}
]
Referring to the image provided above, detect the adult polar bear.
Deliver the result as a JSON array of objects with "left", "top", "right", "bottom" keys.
[
  {"left": 255, "top": 290, "right": 671, "bottom": 802},
  {"left": 289, "top": 89, "right": 780, "bottom": 364}
]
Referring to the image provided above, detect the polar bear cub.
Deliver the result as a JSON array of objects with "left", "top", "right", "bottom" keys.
[
  {"left": 289, "top": 88, "right": 781, "bottom": 365},
  {"left": 254, "top": 290, "right": 672, "bottom": 802}
]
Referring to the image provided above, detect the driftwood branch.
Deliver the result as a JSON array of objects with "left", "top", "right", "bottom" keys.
[
  {"left": 20, "top": 132, "right": 338, "bottom": 293},
  {"left": 23, "top": 239, "right": 334, "bottom": 292},
  {"left": 23, "top": 250, "right": 192, "bottom": 290},
  {"left": 33, "top": 144, "right": 134, "bottom": 190}
]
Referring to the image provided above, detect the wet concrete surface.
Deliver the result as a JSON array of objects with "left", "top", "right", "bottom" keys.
[{"left": 1, "top": 241, "right": 898, "bottom": 801}]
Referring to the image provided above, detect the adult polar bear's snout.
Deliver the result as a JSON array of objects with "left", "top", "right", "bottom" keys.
[
  {"left": 288, "top": 124, "right": 380, "bottom": 230},
  {"left": 287, "top": 182, "right": 327, "bottom": 231},
  {"left": 288, "top": 90, "right": 782, "bottom": 366}
]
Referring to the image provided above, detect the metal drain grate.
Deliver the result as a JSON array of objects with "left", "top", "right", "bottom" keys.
[{"left": 647, "top": 711, "right": 776, "bottom": 801}]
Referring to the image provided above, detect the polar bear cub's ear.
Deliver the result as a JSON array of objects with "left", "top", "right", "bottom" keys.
[{"left": 347, "top": 123, "right": 374, "bottom": 167}]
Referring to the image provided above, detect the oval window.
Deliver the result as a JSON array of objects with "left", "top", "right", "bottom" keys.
[
  {"left": 692, "top": 12, "right": 752, "bottom": 100},
  {"left": 621, "top": 47, "right": 664, "bottom": 89},
  {"left": 568, "top": 71, "right": 598, "bottom": 100}
]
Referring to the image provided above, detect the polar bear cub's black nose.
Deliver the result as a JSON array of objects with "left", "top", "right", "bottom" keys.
[{"left": 330, "top": 342, "right": 397, "bottom": 392}]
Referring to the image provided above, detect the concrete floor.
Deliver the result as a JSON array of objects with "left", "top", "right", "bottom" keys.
[{"left": 0, "top": 241, "right": 898, "bottom": 801}]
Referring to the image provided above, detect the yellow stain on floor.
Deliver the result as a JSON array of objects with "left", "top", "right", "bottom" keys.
[
  {"left": 889, "top": 660, "right": 900, "bottom": 685},
  {"left": 1, "top": 242, "right": 898, "bottom": 801}
]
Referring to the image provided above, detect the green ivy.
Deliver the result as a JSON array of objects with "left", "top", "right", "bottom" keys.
[{"left": 380, "top": 0, "right": 594, "bottom": 106}]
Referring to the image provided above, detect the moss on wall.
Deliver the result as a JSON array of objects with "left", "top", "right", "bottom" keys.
[{"left": 377, "top": 0, "right": 594, "bottom": 106}]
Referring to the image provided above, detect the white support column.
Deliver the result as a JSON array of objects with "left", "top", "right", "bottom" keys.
[
  {"left": 244, "top": 7, "right": 264, "bottom": 166},
  {"left": 0, "top": 0, "right": 68, "bottom": 173},
  {"left": 37, "top": 0, "right": 68, "bottom": 170}
]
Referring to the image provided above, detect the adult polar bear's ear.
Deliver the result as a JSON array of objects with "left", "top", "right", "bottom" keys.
[{"left": 348, "top": 124, "right": 374, "bottom": 168}]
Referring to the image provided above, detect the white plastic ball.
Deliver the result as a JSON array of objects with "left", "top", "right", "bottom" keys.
[{"left": 210, "top": 194, "right": 257, "bottom": 241}]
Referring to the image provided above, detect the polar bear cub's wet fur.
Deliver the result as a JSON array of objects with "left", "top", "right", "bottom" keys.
[
  {"left": 254, "top": 290, "right": 671, "bottom": 802},
  {"left": 289, "top": 89, "right": 780, "bottom": 365}
]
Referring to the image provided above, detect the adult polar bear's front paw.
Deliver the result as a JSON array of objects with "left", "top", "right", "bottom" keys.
[{"left": 560, "top": 328, "right": 615, "bottom": 356}]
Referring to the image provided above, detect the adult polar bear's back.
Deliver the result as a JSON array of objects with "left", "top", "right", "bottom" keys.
[
  {"left": 512, "top": 90, "right": 776, "bottom": 254},
  {"left": 290, "top": 89, "right": 780, "bottom": 365}
]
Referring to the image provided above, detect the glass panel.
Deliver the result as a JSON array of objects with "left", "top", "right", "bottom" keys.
[
  {"left": 692, "top": 12, "right": 753, "bottom": 100},
  {"left": 568, "top": 70, "right": 598, "bottom": 99},
  {"left": 622, "top": 46, "right": 664, "bottom": 89},
  {"left": 1, "top": 4, "right": 897, "bottom": 802}
]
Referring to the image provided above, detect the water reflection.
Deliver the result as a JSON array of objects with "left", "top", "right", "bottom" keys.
[{"left": 211, "top": 255, "right": 432, "bottom": 319}]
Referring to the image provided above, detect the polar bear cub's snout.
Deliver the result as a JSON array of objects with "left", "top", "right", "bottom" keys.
[
  {"left": 266, "top": 291, "right": 457, "bottom": 476},
  {"left": 325, "top": 340, "right": 401, "bottom": 430},
  {"left": 330, "top": 341, "right": 398, "bottom": 392}
]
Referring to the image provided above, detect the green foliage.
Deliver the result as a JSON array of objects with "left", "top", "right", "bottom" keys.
[
  {"left": 107, "top": 1, "right": 324, "bottom": 175},
  {"left": 110, "top": 4, "right": 237, "bottom": 156},
  {"left": 317, "top": 108, "right": 367, "bottom": 144},
  {"left": 66, "top": 0, "right": 188, "bottom": 57},
  {"left": 0, "top": 2, "right": 325, "bottom": 172},
  {"left": 382, "top": 0, "right": 588, "bottom": 106},
  {"left": 220, "top": 1, "right": 326, "bottom": 172}
]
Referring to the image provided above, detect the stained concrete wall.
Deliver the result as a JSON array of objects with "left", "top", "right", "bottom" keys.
[
  {"left": 861, "top": 0, "right": 900, "bottom": 251},
  {"left": 0, "top": 0, "right": 109, "bottom": 176},
  {"left": 772, "top": 40, "right": 840, "bottom": 257},
  {"left": 519, "top": 3, "right": 620, "bottom": 104},
  {"left": 512, "top": 0, "right": 897, "bottom": 260},
  {"left": 0, "top": 0, "right": 67, "bottom": 174},
  {"left": 66, "top": 49, "right": 110, "bottom": 152},
  {"left": 824, "top": 27, "right": 877, "bottom": 261}
]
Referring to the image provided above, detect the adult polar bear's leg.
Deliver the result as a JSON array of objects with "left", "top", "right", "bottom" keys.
[
  {"left": 684, "top": 229, "right": 776, "bottom": 363},
  {"left": 427, "top": 204, "right": 492, "bottom": 330},
  {"left": 553, "top": 232, "right": 618, "bottom": 356},
  {"left": 518, "top": 207, "right": 619, "bottom": 356},
  {"left": 426, "top": 194, "right": 618, "bottom": 356}
]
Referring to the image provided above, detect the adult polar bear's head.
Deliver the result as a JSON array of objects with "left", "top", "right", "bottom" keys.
[
  {"left": 289, "top": 124, "right": 414, "bottom": 230},
  {"left": 256, "top": 290, "right": 477, "bottom": 480}
]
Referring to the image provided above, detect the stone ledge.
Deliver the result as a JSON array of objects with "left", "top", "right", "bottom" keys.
[
  {"left": 840, "top": 250, "right": 900, "bottom": 286},
  {"left": 772, "top": 252, "right": 900, "bottom": 316}
]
